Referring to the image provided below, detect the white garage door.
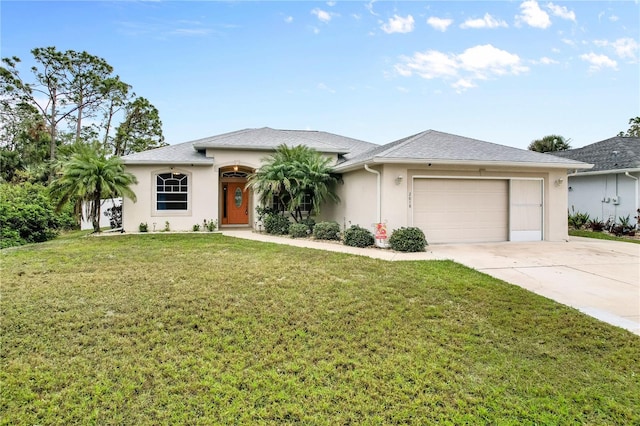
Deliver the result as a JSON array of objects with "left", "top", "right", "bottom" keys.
[{"left": 413, "top": 179, "right": 509, "bottom": 244}]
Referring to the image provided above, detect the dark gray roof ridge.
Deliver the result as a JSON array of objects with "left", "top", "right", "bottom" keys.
[{"left": 550, "top": 136, "right": 640, "bottom": 172}]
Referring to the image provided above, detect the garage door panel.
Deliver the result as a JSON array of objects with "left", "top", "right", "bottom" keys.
[{"left": 413, "top": 179, "right": 508, "bottom": 244}]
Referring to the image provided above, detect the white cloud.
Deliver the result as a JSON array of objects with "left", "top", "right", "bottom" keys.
[
  {"left": 381, "top": 14, "right": 415, "bottom": 34},
  {"left": 538, "top": 56, "right": 559, "bottom": 65},
  {"left": 580, "top": 52, "right": 618, "bottom": 71},
  {"left": 452, "top": 79, "right": 476, "bottom": 92},
  {"left": 284, "top": 16, "right": 293, "bottom": 24},
  {"left": 427, "top": 17, "right": 453, "bottom": 32},
  {"left": 457, "top": 44, "right": 529, "bottom": 78},
  {"left": 594, "top": 37, "right": 639, "bottom": 60},
  {"left": 546, "top": 3, "right": 576, "bottom": 22},
  {"left": 395, "top": 50, "right": 458, "bottom": 79},
  {"left": 460, "top": 13, "right": 508, "bottom": 29},
  {"left": 394, "top": 44, "right": 528, "bottom": 91},
  {"left": 317, "top": 83, "right": 336, "bottom": 93},
  {"left": 516, "top": 0, "right": 551, "bottom": 29},
  {"left": 609, "top": 15, "right": 619, "bottom": 22},
  {"left": 312, "top": 8, "right": 332, "bottom": 23},
  {"left": 396, "top": 86, "right": 409, "bottom": 93},
  {"left": 365, "top": 0, "right": 378, "bottom": 16},
  {"left": 611, "top": 38, "right": 639, "bottom": 60},
  {"left": 326, "top": 1, "right": 336, "bottom": 6}
]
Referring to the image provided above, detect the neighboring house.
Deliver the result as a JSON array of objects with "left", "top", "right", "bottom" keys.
[
  {"left": 80, "top": 197, "right": 122, "bottom": 230},
  {"left": 552, "top": 136, "right": 640, "bottom": 227},
  {"left": 121, "top": 127, "right": 590, "bottom": 243}
]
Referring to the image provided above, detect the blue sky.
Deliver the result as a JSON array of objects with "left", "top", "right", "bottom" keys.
[{"left": 2, "top": 1, "right": 638, "bottom": 149}]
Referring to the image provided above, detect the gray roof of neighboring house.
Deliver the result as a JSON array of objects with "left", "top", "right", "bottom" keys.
[
  {"left": 549, "top": 136, "right": 640, "bottom": 173},
  {"left": 122, "top": 127, "right": 377, "bottom": 165},
  {"left": 335, "top": 129, "right": 591, "bottom": 171}
]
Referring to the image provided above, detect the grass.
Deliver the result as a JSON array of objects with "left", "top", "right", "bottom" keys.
[
  {"left": 570, "top": 229, "right": 640, "bottom": 244},
  {"left": 2, "top": 233, "right": 639, "bottom": 424}
]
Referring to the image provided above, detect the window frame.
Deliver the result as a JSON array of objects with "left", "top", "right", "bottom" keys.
[
  {"left": 152, "top": 170, "right": 192, "bottom": 216},
  {"left": 271, "top": 192, "right": 313, "bottom": 214}
]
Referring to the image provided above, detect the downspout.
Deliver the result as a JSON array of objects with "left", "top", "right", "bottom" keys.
[
  {"left": 364, "top": 164, "right": 381, "bottom": 224},
  {"left": 624, "top": 172, "right": 639, "bottom": 229}
]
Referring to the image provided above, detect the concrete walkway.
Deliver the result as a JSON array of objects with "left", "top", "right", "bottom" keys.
[{"left": 222, "top": 230, "right": 640, "bottom": 336}]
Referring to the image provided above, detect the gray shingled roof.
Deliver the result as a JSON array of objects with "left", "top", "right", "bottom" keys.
[
  {"left": 549, "top": 136, "right": 640, "bottom": 172},
  {"left": 122, "top": 128, "right": 591, "bottom": 170},
  {"left": 191, "top": 127, "right": 375, "bottom": 155},
  {"left": 121, "top": 140, "right": 212, "bottom": 165},
  {"left": 336, "top": 130, "right": 591, "bottom": 171},
  {"left": 122, "top": 127, "right": 377, "bottom": 165}
]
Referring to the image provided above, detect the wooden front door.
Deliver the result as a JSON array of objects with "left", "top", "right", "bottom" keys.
[{"left": 226, "top": 182, "right": 249, "bottom": 224}]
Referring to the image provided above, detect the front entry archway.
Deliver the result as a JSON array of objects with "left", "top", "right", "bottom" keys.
[{"left": 220, "top": 167, "right": 252, "bottom": 226}]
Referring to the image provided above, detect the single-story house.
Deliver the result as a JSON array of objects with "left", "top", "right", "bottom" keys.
[
  {"left": 551, "top": 136, "right": 640, "bottom": 227},
  {"left": 121, "top": 127, "right": 591, "bottom": 243}
]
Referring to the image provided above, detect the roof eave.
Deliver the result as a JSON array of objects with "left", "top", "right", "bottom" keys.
[
  {"left": 123, "top": 160, "right": 214, "bottom": 166},
  {"left": 335, "top": 157, "right": 593, "bottom": 172},
  {"left": 193, "top": 143, "right": 348, "bottom": 154},
  {"left": 568, "top": 167, "right": 640, "bottom": 177}
]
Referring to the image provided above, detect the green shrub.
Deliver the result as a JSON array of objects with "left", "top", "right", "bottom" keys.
[
  {"left": 587, "top": 218, "right": 605, "bottom": 232},
  {"left": 289, "top": 223, "right": 309, "bottom": 238},
  {"left": 204, "top": 219, "right": 218, "bottom": 232},
  {"left": 343, "top": 225, "right": 374, "bottom": 248},
  {"left": 300, "top": 217, "right": 316, "bottom": 232},
  {"left": 568, "top": 210, "right": 590, "bottom": 230},
  {"left": 313, "top": 221, "right": 341, "bottom": 240},
  {"left": 192, "top": 224, "right": 201, "bottom": 232},
  {"left": 389, "top": 227, "right": 427, "bottom": 252},
  {"left": 264, "top": 213, "right": 290, "bottom": 235},
  {"left": 0, "top": 183, "right": 72, "bottom": 249},
  {"left": 139, "top": 222, "right": 148, "bottom": 232}
]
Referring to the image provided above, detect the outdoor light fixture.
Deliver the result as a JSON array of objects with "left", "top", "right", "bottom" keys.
[
  {"left": 233, "top": 164, "right": 239, "bottom": 172},
  {"left": 395, "top": 175, "right": 404, "bottom": 185},
  {"left": 554, "top": 178, "right": 564, "bottom": 187}
]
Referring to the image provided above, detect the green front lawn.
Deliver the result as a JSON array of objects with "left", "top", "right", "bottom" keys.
[
  {"left": 2, "top": 234, "right": 639, "bottom": 424},
  {"left": 570, "top": 229, "right": 640, "bottom": 244}
]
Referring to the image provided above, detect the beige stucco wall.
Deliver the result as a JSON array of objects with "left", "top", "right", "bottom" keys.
[
  {"left": 332, "top": 163, "right": 570, "bottom": 242},
  {"left": 320, "top": 168, "right": 378, "bottom": 230},
  {"left": 122, "top": 164, "right": 217, "bottom": 232},
  {"left": 124, "top": 148, "right": 570, "bottom": 241},
  {"left": 123, "top": 149, "right": 341, "bottom": 232}
]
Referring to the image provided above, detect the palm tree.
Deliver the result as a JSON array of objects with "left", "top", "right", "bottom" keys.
[
  {"left": 247, "top": 144, "right": 340, "bottom": 222},
  {"left": 50, "top": 145, "right": 137, "bottom": 233},
  {"left": 527, "top": 135, "right": 572, "bottom": 153}
]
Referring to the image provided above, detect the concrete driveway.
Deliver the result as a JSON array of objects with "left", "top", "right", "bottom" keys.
[
  {"left": 422, "top": 237, "right": 640, "bottom": 336},
  {"left": 222, "top": 230, "right": 640, "bottom": 335}
]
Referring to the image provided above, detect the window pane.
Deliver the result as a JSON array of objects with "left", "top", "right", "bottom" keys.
[{"left": 156, "top": 172, "right": 188, "bottom": 210}]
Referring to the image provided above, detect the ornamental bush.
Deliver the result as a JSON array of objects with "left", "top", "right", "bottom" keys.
[
  {"left": 300, "top": 217, "right": 316, "bottom": 233},
  {"left": 389, "top": 227, "right": 427, "bottom": 252},
  {"left": 343, "top": 225, "right": 374, "bottom": 248},
  {"left": 0, "top": 183, "right": 76, "bottom": 249},
  {"left": 263, "top": 213, "right": 290, "bottom": 235},
  {"left": 313, "top": 221, "right": 341, "bottom": 240},
  {"left": 289, "top": 223, "right": 309, "bottom": 238}
]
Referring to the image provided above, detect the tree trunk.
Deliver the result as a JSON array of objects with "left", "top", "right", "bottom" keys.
[
  {"left": 92, "top": 191, "right": 101, "bottom": 233},
  {"left": 76, "top": 94, "right": 83, "bottom": 142},
  {"left": 103, "top": 102, "right": 115, "bottom": 153},
  {"left": 48, "top": 86, "right": 57, "bottom": 182}
]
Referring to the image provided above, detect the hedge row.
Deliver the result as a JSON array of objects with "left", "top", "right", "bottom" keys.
[{"left": 260, "top": 211, "right": 427, "bottom": 252}]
